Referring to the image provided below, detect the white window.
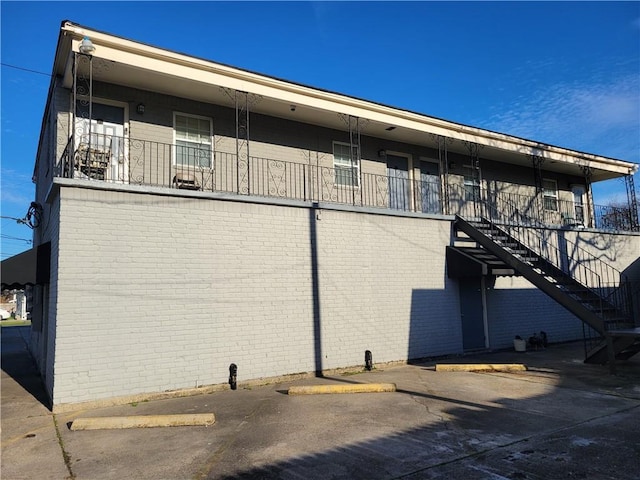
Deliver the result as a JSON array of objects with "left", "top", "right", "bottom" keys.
[
  {"left": 543, "top": 179, "right": 558, "bottom": 211},
  {"left": 174, "top": 113, "right": 212, "bottom": 168},
  {"left": 333, "top": 142, "right": 360, "bottom": 187},
  {"left": 463, "top": 175, "right": 480, "bottom": 201},
  {"left": 572, "top": 185, "right": 586, "bottom": 223}
]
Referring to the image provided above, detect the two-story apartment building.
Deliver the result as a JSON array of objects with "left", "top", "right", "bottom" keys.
[{"left": 5, "top": 21, "right": 639, "bottom": 411}]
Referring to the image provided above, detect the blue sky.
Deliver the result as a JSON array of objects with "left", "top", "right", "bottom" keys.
[{"left": 1, "top": 1, "right": 639, "bottom": 259}]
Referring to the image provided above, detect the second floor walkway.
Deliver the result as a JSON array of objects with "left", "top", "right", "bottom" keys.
[{"left": 56, "top": 134, "right": 640, "bottom": 233}]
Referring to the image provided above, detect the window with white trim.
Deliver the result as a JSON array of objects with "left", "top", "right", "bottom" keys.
[
  {"left": 174, "top": 113, "right": 212, "bottom": 168},
  {"left": 463, "top": 174, "right": 480, "bottom": 201},
  {"left": 333, "top": 142, "right": 360, "bottom": 186},
  {"left": 543, "top": 179, "right": 558, "bottom": 211}
]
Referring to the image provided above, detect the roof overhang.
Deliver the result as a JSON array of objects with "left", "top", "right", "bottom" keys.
[
  {"left": 1, "top": 242, "right": 51, "bottom": 290},
  {"left": 49, "top": 21, "right": 638, "bottom": 183}
]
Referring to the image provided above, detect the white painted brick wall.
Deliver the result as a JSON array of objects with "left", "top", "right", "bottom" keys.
[
  {"left": 486, "top": 276, "right": 584, "bottom": 348},
  {"left": 51, "top": 187, "right": 460, "bottom": 404},
  {"left": 49, "top": 182, "right": 640, "bottom": 405},
  {"left": 484, "top": 222, "right": 640, "bottom": 348}
]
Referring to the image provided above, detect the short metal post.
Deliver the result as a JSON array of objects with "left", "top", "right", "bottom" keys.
[
  {"left": 365, "top": 350, "right": 373, "bottom": 371},
  {"left": 229, "top": 363, "right": 237, "bottom": 390}
]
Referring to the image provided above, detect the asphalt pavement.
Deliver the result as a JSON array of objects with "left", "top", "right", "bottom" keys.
[{"left": 2, "top": 325, "right": 639, "bottom": 480}]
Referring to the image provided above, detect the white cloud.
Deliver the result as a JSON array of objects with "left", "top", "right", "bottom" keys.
[
  {"left": 485, "top": 74, "right": 640, "bottom": 162},
  {"left": 0, "top": 189, "right": 31, "bottom": 207},
  {"left": 1, "top": 169, "right": 34, "bottom": 207}
]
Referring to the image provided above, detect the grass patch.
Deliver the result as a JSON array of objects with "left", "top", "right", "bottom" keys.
[{"left": 0, "top": 319, "right": 31, "bottom": 327}]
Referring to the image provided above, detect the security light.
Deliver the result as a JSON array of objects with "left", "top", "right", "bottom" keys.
[{"left": 79, "top": 36, "right": 95, "bottom": 55}]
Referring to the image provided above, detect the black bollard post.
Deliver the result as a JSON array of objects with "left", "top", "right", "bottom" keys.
[
  {"left": 229, "top": 363, "right": 237, "bottom": 390},
  {"left": 365, "top": 350, "right": 373, "bottom": 371}
]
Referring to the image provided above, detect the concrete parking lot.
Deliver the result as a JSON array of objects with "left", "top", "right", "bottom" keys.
[{"left": 2, "top": 325, "right": 639, "bottom": 480}]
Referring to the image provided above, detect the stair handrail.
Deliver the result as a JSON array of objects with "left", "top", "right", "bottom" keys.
[
  {"left": 492, "top": 209, "right": 630, "bottom": 321},
  {"left": 449, "top": 183, "right": 632, "bottom": 320},
  {"left": 56, "top": 135, "right": 75, "bottom": 178},
  {"left": 492, "top": 217, "right": 606, "bottom": 319}
]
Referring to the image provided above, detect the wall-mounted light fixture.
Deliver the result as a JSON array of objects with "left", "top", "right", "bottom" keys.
[
  {"left": 79, "top": 36, "right": 96, "bottom": 55},
  {"left": 136, "top": 103, "right": 145, "bottom": 115},
  {"left": 378, "top": 149, "right": 387, "bottom": 158}
]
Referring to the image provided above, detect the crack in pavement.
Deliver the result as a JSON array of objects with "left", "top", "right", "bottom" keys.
[{"left": 193, "top": 395, "right": 275, "bottom": 480}]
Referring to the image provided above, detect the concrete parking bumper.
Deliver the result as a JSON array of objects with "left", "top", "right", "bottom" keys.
[
  {"left": 288, "top": 383, "right": 397, "bottom": 395},
  {"left": 435, "top": 363, "right": 527, "bottom": 372},
  {"left": 70, "top": 413, "right": 216, "bottom": 430}
]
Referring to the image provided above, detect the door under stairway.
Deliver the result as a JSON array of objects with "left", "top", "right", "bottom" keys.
[{"left": 458, "top": 277, "right": 487, "bottom": 351}]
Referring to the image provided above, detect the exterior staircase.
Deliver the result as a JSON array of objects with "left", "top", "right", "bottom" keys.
[{"left": 453, "top": 214, "right": 638, "bottom": 371}]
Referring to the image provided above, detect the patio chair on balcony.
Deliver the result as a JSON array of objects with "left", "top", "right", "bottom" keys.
[
  {"left": 561, "top": 212, "right": 584, "bottom": 229},
  {"left": 75, "top": 141, "right": 112, "bottom": 180},
  {"left": 172, "top": 172, "right": 201, "bottom": 190}
]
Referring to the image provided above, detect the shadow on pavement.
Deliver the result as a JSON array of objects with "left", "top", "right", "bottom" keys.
[
  {"left": 210, "top": 387, "right": 639, "bottom": 480},
  {"left": 1, "top": 326, "right": 50, "bottom": 409},
  {"left": 206, "top": 344, "right": 640, "bottom": 479}
]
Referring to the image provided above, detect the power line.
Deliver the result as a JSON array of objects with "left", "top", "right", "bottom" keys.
[
  {"left": 1, "top": 234, "right": 32, "bottom": 243},
  {"left": 1, "top": 62, "right": 51, "bottom": 77},
  {"left": 1, "top": 216, "right": 28, "bottom": 225}
]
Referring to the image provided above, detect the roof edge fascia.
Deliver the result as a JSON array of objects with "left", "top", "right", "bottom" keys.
[{"left": 59, "top": 22, "right": 638, "bottom": 176}]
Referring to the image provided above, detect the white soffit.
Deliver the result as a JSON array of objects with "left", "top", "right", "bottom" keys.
[{"left": 61, "top": 24, "right": 637, "bottom": 178}]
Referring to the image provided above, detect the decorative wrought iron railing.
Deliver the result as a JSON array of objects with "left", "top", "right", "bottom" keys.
[{"left": 55, "top": 134, "right": 639, "bottom": 233}]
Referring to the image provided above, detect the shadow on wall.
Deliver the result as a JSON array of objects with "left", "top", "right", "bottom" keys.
[
  {"left": 484, "top": 287, "right": 584, "bottom": 349},
  {"left": 622, "top": 257, "right": 640, "bottom": 324},
  {"left": 408, "top": 288, "right": 463, "bottom": 361},
  {"left": 309, "top": 206, "right": 322, "bottom": 376},
  {"left": 572, "top": 229, "right": 632, "bottom": 265}
]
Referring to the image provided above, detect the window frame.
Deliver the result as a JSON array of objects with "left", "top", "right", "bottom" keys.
[
  {"left": 542, "top": 178, "right": 559, "bottom": 211},
  {"left": 332, "top": 141, "right": 360, "bottom": 187},
  {"left": 463, "top": 174, "right": 480, "bottom": 202},
  {"left": 173, "top": 112, "right": 213, "bottom": 169},
  {"left": 571, "top": 184, "right": 586, "bottom": 223}
]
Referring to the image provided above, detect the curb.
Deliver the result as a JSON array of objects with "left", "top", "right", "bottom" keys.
[
  {"left": 435, "top": 364, "right": 527, "bottom": 372},
  {"left": 288, "top": 383, "right": 397, "bottom": 395},
  {"left": 70, "top": 413, "right": 216, "bottom": 431}
]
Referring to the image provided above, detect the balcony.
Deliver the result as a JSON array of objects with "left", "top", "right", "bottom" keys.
[{"left": 56, "top": 135, "right": 639, "bottom": 233}]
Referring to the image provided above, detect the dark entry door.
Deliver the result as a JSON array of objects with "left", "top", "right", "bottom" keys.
[
  {"left": 459, "top": 278, "right": 485, "bottom": 350},
  {"left": 387, "top": 155, "right": 409, "bottom": 210},
  {"left": 419, "top": 160, "right": 441, "bottom": 214}
]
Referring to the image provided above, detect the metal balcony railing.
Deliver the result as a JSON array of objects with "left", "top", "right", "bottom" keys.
[{"left": 56, "top": 134, "right": 639, "bottom": 232}]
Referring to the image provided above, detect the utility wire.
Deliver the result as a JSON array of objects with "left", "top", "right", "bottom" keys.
[
  {"left": 1, "top": 62, "right": 51, "bottom": 77},
  {"left": 1, "top": 234, "right": 32, "bottom": 243},
  {"left": 1, "top": 215, "right": 27, "bottom": 225}
]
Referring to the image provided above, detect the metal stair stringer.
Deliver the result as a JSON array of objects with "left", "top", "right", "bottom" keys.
[{"left": 453, "top": 215, "right": 607, "bottom": 337}]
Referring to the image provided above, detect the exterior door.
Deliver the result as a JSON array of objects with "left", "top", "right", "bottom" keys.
[
  {"left": 459, "top": 278, "right": 486, "bottom": 351},
  {"left": 572, "top": 185, "right": 586, "bottom": 224},
  {"left": 75, "top": 102, "right": 127, "bottom": 182},
  {"left": 419, "top": 160, "right": 441, "bottom": 214},
  {"left": 387, "top": 154, "right": 409, "bottom": 210}
]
